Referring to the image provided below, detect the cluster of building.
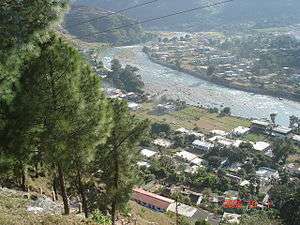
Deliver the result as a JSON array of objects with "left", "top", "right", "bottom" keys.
[
  {"left": 146, "top": 33, "right": 300, "bottom": 96},
  {"left": 147, "top": 34, "right": 255, "bottom": 82},
  {"left": 105, "top": 88, "right": 144, "bottom": 111},
  {"left": 132, "top": 188, "right": 221, "bottom": 225},
  {"left": 134, "top": 116, "right": 299, "bottom": 224}
]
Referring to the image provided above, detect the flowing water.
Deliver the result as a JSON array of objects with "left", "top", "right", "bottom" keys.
[{"left": 101, "top": 45, "right": 300, "bottom": 126}]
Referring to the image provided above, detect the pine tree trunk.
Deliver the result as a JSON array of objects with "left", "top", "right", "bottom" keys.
[
  {"left": 53, "top": 175, "right": 59, "bottom": 201},
  {"left": 111, "top": 148, "right": 119, "bottom": 225},
  {"left": 111, "top": 200, "right": 116, "bottom": 225},
  {"left": 21, "top": 166, "right": 27, "bottom": 192},
  {"left": 57, "top": 163, "right": 70, "bottom": 215},
  {"left": 77, "top": 171, "right": 88, "bottom": 218}
]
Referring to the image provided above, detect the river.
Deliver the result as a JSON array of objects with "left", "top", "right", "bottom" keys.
[{"left": 100, "top": 45, "right": 300, "bottom": 126}]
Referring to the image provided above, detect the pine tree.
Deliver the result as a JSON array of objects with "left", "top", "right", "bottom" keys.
[
  {"left": 95, "top": 99, "right": 149, "bottom": 225},
  {"left": 66, "top": 64, "right": 112, "bottom": 218},
  {"left": 11, "top": 33, "right": 111, "bottom": 214},
  {"left": 0, "top": 0, "right": 67, "bottom": 132}
]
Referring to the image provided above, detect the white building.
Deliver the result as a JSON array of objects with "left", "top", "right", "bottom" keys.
[
  {"left": 231, "top": 126, "right": 250, "bottom": 136},
  {"left": 153, "top": 138, "right": 172, "bottom": 148},
  {"left": 209, "top": 136, "right": 242, "bottom": 147},
  {"left": 128, "top": 102, "right": 140, "bottom": 111},
  {"left": 192, "top": 140, "right": 214, "bottom": 151},
  {"left": 140, "top": 149, "right": 157, "bottom": 158},
  {"left": 222, "top": 213, "right": 241, "bottom": 224},
  {"left": 256, "top": 167, "right": 279, "bottom": 182},
  {"left": 167, "top": 202, "right": 197, "bottom": 218},
  {"left": 137, "top": 161, "right": 150, "bottom": 168},
  {"left": 252, "top": 142, "right": 271, "bottom": 152},
  {"left": 176, "top": 150, "right": 204, "bottom": 166},
  {"left": 292, "top": 134, "right": 300, "bottom": 146},
  {"left": 184, "top": 165, "right": 199, "bottom": 175},
  {"left": 272, "top": 126, "right": 292, "bottom": 138},
  {"left": 176, "top": 127, "right": 205, "bottom": 139},
  {"left": 210, "top": 130, "right": 227, "bottom": 136}
]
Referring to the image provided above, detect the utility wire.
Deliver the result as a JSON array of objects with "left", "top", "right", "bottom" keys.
[
  {"left": 80, "top": 0, "right": 235, "bottom": 37},
  {"left": 70, "top": 0, "right": 160, "bottom": 26}
]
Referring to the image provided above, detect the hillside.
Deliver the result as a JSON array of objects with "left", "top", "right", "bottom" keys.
[
  {"left": 74, "top": 0, "right": 300, "bottom": 31},
  {"left": 63, "top": 5, "right": 154, "bottom": 45}
]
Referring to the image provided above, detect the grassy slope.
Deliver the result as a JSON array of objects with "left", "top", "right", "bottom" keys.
[
  {"left": 135, "top": 103, "right": 250, "bottom": 133},
  {"left": 0, "top": 192, "right": 97, "bottom": 225},
  {"left": 0, "top": 190, "right": 174, "bottom": 225}
]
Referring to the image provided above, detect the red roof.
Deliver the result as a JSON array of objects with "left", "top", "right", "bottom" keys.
[{"left": 132, "top": 188, "right": 174, "bottom": 209}]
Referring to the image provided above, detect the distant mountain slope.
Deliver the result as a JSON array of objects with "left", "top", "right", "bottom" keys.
[
  {"left": 63, "top": 5, "right": 153, "bottom": 45},
  {"left": 74, "top": 0, "right": 300, "bottom": 31}
]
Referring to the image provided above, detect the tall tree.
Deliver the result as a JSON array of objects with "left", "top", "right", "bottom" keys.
[
  {"left": 12, "top": 33, "right": 111, "bottom": 215},
  {"left": 95, "top": 100, "right": 149, "bottom": 225},
  {"left": 66, "top": 65, "right": 112, "bottom": 218},
  {"left": 0, "top": 0, "right": 68, "bottom": 124}
]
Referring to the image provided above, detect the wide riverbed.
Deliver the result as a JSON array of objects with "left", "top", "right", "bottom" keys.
[{"left": 101, "top": 46, "right": 300, "bottom": 126}]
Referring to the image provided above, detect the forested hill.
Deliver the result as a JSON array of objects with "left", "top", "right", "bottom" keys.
[
  {"left": 74, "top": 0, "right": 300, "bottom": 31},
  {"left": 63, "top": 5, "right": 153, "bottom": 45}
]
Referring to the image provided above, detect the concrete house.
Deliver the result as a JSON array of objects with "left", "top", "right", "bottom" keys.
[
  {"left": 272, "top": 126, "right": 293, "bottom": 138},
  {"left": 192, "top": 139, "right": 214, "bottom": 151},
  {"left": 250, "top": 120, "right": 270, "bottom": 133},
  {"left": 132, "top": 188, "right": 174, "bottom": 212}
]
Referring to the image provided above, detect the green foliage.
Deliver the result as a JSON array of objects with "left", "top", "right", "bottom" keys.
[
  {"left": 0, "top": 0, "right": 67, "bottom": 131},
  {"left": 91, "top": 210, "right": 111, "bottom": 225},
  {"left": 94, "top": 99, "right": 149, "bottom": 223},
  {"left": 151, "top": 122, "right": 171, "bottom": 136},
  {"left": 239, "top": 211, "right": 283, "bottom": 225},
  {"left": 269, "top": 180, "right": 300, "bottom": 225},
  {"left": 272, "top": 140, "right": 295, "bottom": 163},
  {"left": 109, "top": 59, "right": 144, "bottom": 93},
  {"left": 220, "top": 107, "right": 231, "bottom": 116},
  {"left": 178, "top": 216, "right": 191, "bottom": 225},
  {"left": 195, "top": 220, "right": 211, "bottom": 225},
  {"left": 64, "top": 5, "right": 154, "bottom": 45},
  {"left": 0, "top": 0, "right": 67, "bottom": 51},
  {"left": 191, "top": 168, "right": 218, "bottom": 190}
]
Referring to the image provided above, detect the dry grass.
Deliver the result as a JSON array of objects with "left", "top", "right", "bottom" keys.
[{"left": 0, "top": 192, "right": 97, "bottom": 225}]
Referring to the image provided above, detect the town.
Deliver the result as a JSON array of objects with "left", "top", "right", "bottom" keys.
[
  {"left": 103, "top": 84, "right": 300, "bottom": 225},
  {"left": 143, "top": 32, "right": 300, "bottom": 102},
  {"left": 2, "top": 1, "right": 300, "bottom": 225}
]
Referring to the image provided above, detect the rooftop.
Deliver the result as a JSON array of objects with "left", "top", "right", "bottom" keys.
[
  {"left": 132, "top": 188, "right": 174, "bottom": 209},
  {"left": 192, "top": 140, "right": 214, "bottom": 148},
  {"left": 167, "top": 202, "right": 197, "bottom": 218},
  {"left": 253, "top": 141, "right": 270, "bottom": 151},
  {"left": 293, "top": 134, "right": 300, "bottom": 142},
  {"left": 153, "top": 138, "right": 172, "bottom": 148},
  {"left": 231, "top": 126, "right": 250, "bottom": 135},
  {"left": 210, "top": 129, "right": 227, "bottom": 136},
  {"left": 251, "top": 120, "right": 270, "bottom": 127},
  {"left": 137, "top": 161, "right": 151, "bottom": 168},
  {"left": 176, "top": 127, "right": 205, "bottom": 138},
  {"left": 176, "top": 150, "right": 204, "bottom": 166},
  {"left": 272, "top": 126, "right": 292, "bottom": 134},
  {"left": 222, "top": 212, "right": 241, "bottom": 224},
  {"left": 140, "top": 149, "right": 157, "bottom": 158},
  {"left": 256, "top": 167, "right": 279, "bottom": 180}
]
